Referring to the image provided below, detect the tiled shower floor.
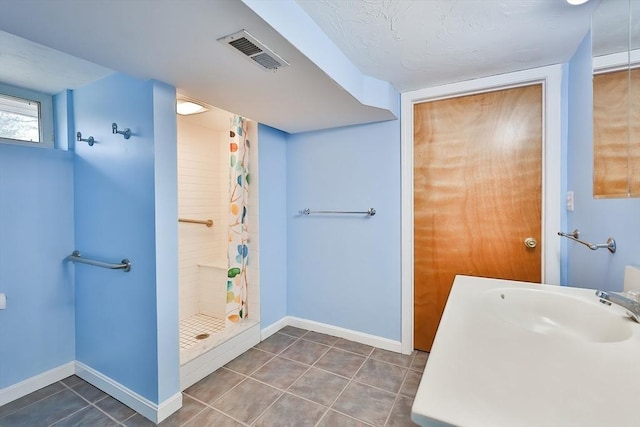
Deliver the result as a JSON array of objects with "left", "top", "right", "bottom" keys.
[
  {"left": 0, "top": 326, "right": 428, "bottom": 426},
  {"left": 179, "top": 313, "right": 225, "bottom": 351}
]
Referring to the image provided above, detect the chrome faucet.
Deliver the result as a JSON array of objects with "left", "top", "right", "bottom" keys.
[{"left": 596, "top": 290, "right": 640, "bottom": 323}]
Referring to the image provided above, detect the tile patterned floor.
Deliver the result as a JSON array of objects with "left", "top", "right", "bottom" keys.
[
  {"left": 0, "top": 326, "right": 428, "bottom": 426},
  {"left": 180, "top": 314, "right": 226, "bottom": 350}
]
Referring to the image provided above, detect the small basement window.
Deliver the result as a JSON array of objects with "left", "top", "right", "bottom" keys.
[
  {"left": 0, "top": 94, "right": 41, "bottom": 143},
  {"left": 0, "top": 84, "right": 54, "bottom": 148}
]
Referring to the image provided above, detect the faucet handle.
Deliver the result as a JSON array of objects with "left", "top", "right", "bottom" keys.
[{"left": 595, "top": 290, "right": 640, "bottom": 323}]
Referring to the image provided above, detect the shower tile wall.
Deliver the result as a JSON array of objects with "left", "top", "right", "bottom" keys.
[{"left": 177, "top": 115, "right": 230, "bottom": 322}]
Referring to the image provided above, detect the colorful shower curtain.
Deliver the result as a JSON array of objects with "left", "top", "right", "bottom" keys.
[{"left": 226, "top": 115, "right": 249, "bottom": 324}]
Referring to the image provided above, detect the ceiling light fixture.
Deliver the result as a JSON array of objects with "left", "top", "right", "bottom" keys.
[
  {"left": 566, "top": 0, "right": 589, "bottom": 5},
  {"left": 176, "top": 100, "right": 209, "bottom": 115}
]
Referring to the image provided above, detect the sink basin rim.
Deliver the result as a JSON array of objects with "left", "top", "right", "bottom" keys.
[{"left": 482, "top": 287, "right": 633, "bottom": 343}]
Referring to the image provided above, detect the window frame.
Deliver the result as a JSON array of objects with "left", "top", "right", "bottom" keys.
[{"left": 0, "top": 83, "right": 54, "bottom": 149}]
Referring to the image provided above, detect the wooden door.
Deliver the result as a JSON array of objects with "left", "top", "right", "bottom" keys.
[{"left": 413, "top": 84, "right": 542, "bottom": 351}]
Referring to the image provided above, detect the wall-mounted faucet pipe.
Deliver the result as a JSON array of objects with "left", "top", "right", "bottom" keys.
[
  {"left": 557, "top": 229, "right": 616, "bottom": 253},
  {"left": 596, "top": 290, "right": 640, "bottom": 323},
  {"left": 112, "top": 122, "right": 131, "bottom": 139}
]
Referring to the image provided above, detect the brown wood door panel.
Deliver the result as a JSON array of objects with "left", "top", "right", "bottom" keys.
[{"left": 414, "top": 84, "right": 542, "bottom": 351}]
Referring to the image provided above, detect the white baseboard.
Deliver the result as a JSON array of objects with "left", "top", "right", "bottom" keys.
[
  {"left": 0, "top": 362, "right": 75, "bottom": 406},
  {"left": 156, "top": 391, "right": 183, "bottom": 423},
  {"left": 260, "top": 317, "right": 289, "bottom": 340},
  {"left": 263, "top": 316, "right": 402, "bottom": 353},
  {"left": 75, "top": 362, "right": 182, "bottom": 424},
  {"left": 1, "top": 317, "right": 400, "bottom": 421},
  {"left": 180, "top": 322, "right": 261, "bottom": 391}
]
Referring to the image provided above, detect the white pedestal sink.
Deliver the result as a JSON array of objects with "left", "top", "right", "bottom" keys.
[
  {"left": 482, "top": 287, "right": 633, "bottom": 343},
  {"left": 411, "top": 275, "right": 640, "bottom": 427}
]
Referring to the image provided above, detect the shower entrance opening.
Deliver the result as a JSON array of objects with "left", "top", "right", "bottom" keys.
[{"left": 176, "top": 97, "right": 259, "bottom": 373}]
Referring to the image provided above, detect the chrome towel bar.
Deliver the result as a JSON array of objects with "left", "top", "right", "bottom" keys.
[
  {"left": 557, "top": 229, "right": 616, "bottom": 253},
  {"left": 66, "top": 250, "right": 131, "bottom": 272},
  {"left": 300, "top": 208, "right": 376, "bottom": 216},
  {"left": 179, "top": 218, "right": 214, "bottom": 227}
]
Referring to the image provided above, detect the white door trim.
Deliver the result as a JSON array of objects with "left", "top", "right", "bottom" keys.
[{"left": 400, "top": 65, "right": 564, "bottom": 354}]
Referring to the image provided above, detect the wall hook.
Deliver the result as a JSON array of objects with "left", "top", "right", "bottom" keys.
[
  {"left": 76, "top": 131, "right": 95, "bottom": 146},
  {"left": 112, "top": 123, "right": 131, "bottom": 139}
]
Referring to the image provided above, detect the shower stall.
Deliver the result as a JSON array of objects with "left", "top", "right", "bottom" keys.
[{"left": 176, "top": 100, "right": 260, "bottom": 385}]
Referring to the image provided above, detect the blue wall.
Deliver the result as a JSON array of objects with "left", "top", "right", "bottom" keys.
[
  {"left": 0, "top": 144, "right": 75, "bottom": 388},
  {"left": 286, "top": 119, "right": 402, "bottom": 341},
  {"left": 151, "top": 81, "right": 180, "bottom": 403},
  {"left": 258, "top": 125, "right": 289, "bottom": 328},
  {"left": 53, "top": 90, "right": 73, "bottom": 151},
  {"left": 566, "top": 34, "right": 640, "bottom": 291},
  {"left": 73, "top": 73, "right": 178, "bottom": 403},
  {"left": 5, "top": 25, "right": 637, "bottom": 405}
]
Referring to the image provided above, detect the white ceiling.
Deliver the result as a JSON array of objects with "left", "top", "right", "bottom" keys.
[
  {"left": 296, "top": 0, "right": 600, "bottom": 92},
  {"left": 0, "top": 31, "right": 113, "bottom": 95},
  {"left": 177, "top": 101, "right": 234, "bottom": 132},
  {"left": 0, "top": 0, "right": 616, "bottom": 133},
  {"left": 592, "top": 0, "right": 640, "bottom": 57},
  {"left": 0, "top": 0, "right": 394, "bottom": 133}
]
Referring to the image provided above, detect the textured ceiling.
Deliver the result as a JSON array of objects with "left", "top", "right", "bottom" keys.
[
  {"left": 296, "top": 0, "right": 600, "bottom": 91},
  {"left": 0, "top": 0, "right": 622, "bottom": 133}
]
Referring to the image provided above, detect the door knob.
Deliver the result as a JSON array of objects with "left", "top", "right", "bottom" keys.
[{"left": 524, "top": 237, "right": 537, "bottom": 248}]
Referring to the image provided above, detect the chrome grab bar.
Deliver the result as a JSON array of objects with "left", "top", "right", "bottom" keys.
[
  {"left": 557, "top": 229, "right": 616, "bottom": 253},
  {"left": 66, "top": 250, "right": 131, "bottom": 272},
  {"left": 300, "top": 208, "right": 376, "bottom": 216},
  {"left": 179, "top": 218, "right": 213, "bottom": 227}
]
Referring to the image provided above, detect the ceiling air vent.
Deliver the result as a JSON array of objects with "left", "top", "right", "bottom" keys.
[{"left": 218, "top": 30, "right": 289, "bottom": 71}]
